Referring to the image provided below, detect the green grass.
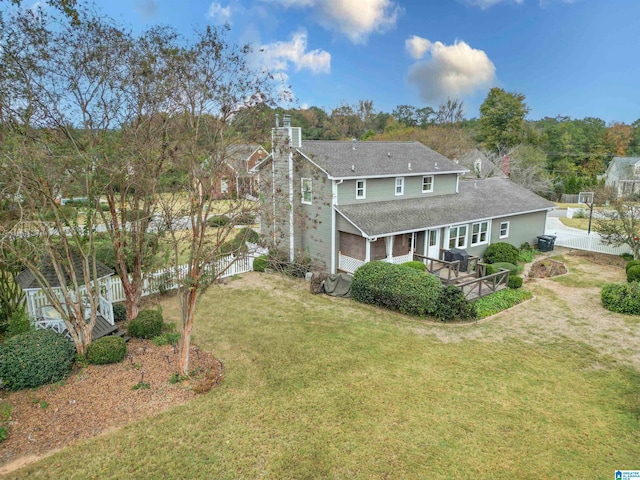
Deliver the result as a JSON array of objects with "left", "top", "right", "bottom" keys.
[{"left": 6, "top": 277, "right": 640, "bottom": 479}]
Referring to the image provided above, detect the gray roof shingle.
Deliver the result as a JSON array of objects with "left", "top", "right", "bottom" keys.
[
  {"left": 16, "top": 252, "right": 114, "bottom": 290},
  {"left": 298, "top": 140, "right": 465, "bottom": 179},
  {"left": 335, "top": 177, "right": 555, "bottom": 237}
]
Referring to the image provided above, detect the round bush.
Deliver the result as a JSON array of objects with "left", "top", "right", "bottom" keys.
[
  {"left": 602, "top": 282, "right": 640, "bottom": 314},
  {"left": 483, "top": 264, "right": 498, "bottom": 276},
  {"left": 0, "top": 329, "right": 75, "bottom": 390},
  {"left": 207, "top": 215, "right": 230, "bottom": 227},
  {"left": 434, "top": 285, "right": 477, "bottom": 322},
  {"left": 491, "top": 262, "right": 518, "bottom": 275},
  {"left": 483, "top": 242, "right": 520, "bottom": 265},
  {"left": 352, "top": 261, "right": 442, "bottom": 316},
  {"left": 401, "top": 261, "right": 426, "bottom": 272},
  {"left": 508, "top": 276, "right": 523, "bottom": 289},
  {"left": 112, "top": 303, "right": 127, "bottom": 322},
  {"left": 253, "top": 255, "right": 268, "bottom": 272},
  {"left": 86, "top": 336, "right": 126, "bottom": 365},
  {"left": 628, "top": 265, "right": 640, "bottom": 283},
  {"left": 626, "top": 260, "right": 640, "bottom": 272},
  {"left": 128, "top": 310, "right": 163, "bottom": 339}
]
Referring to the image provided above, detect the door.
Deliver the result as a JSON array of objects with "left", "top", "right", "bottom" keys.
[{"left": 426, "top": 229, "right": 440, "bottom": 259}]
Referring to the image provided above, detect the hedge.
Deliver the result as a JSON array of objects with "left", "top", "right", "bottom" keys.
[
  {"left": 483, "top": 242, "right": 520, "bottom": 265},
  {"left": 352, "top": 262, "right": 441, "bottom": 316},
  {"left": 434, "top": 285, "right": 477, "bottom": 322},
  {"left": 627, "top": 265, "right": 640, "bottom": 283},
  {"left": 602, "top": 282, "right": 640, "bottom": 315},
  {"left": 86, "top": 336, "right": 127, "bottom": 365},
  {"left": 253, "top": 255, "right": 268, "bottom": 272},
  {"left": 401, "top": 261, "right": 427, "bottom": 272},
  {"left": 626, "top": 260, "right": 640, "bottom": 272},
  {"left": 508, "top": 276, "right": 523, "bottom": 289},
  {"left": 0, "top": 329, "right": 76, "bottom": 390},
  {"left": 128, "top": 310, "right": 163, "bottom": 339}
]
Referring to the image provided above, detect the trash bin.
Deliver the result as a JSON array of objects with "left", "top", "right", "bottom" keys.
[
  {"left": 537, "top": 235, "right": 557, "bottom": 252},
  {"left": 444, "top": 248, "right": 470, "bottom": 271}
]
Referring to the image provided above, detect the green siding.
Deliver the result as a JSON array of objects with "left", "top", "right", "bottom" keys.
[{"left": 338, "top": 173, "right": 458, "bottom": 204}]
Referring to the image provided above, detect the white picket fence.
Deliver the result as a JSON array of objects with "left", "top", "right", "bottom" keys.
[{"left": 554, "top": 232, "right": 632, "bottom": 256}]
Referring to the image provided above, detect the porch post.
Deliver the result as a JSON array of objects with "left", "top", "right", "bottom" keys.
[{"left": 386, "top": 236, "right": 394, "bottom": 261}]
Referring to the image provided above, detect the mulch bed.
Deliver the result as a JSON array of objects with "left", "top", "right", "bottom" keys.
[{"left": 0, "top": 339, "right": 222, "bottom": 471}]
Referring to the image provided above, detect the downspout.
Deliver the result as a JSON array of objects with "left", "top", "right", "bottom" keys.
[
  {"left": 288, "top": 138, "right": 294, "bottom": 263},
  {"left": 456, "top": 173, "right": 460, "bottom": 193},
  {"left": 271, "top": 145, "right": 277, "bottom": 246},
  {"left": 331, "top": 179, "right": 343, "bottom": 274}
]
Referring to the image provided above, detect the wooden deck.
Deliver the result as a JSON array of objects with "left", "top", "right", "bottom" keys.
[{"left": 93, "top": 315, "right": 119, "bottom": 340}]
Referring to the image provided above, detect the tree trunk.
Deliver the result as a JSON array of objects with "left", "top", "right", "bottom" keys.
[{"left": 178, "top": 287, "right": 197, "bottom": 375}]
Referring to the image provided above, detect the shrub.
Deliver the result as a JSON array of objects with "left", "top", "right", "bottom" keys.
[
  {"left": 233, "top": 213, "right": 256, "bottom": 225},
  {"left": 6, "top": 307, "right": 32, "bottom": 338},
  {"left": 626, "top": 260, "right": 640, "bottom": 272},
  {"left": 128, "top": 310, "right": 163, "bottom": 339},
  {"left": 602, "top": 282, "right": 640, "bottom": 314},
  {"left": 401, "top": 261, "right": 426, "bottom": 272},
  {"left": 253, "top": 255, "right": 268, "bottom": 272},
  {"left": 483, "top": 242, "right": 520, "bottom": 265},
  {"left": 508, "top": 276, "right": 523, "bottom": 289},
  {"left": 620, "top": 253, "right": 634, "bottom": 262},
  {"left": 434, "top": 286, "right": 477, "bottom": 322},
  {"left": 152, "top": 331, "right": 181, "bottom": 346},
  {"left": 474, "top": 289, "right": 533, "bottom": 319},
  {"left": 352, "top": 261, "right": 442, "bottom": 316},
  {"left": 483, "top": 264, "right": 498, "bottom": 276},
  {"left": 238, "top": 227, "right": 260, "bottom": 245},
  {"left": 86, "top": 336, "right": 126, "bottom": 365},
  {"left": 207, "top": 215, "right": 230, "bottom": 227},
  {"left": 491, "top": 262, "right": 518, "bottom": 275},
  {"left": 112, "top": 303, "right": 127, "bottom": 322},
  {"left": 519, "top": 243, "right": 535, "bottom": 263},
  {"left": 0, "top": 329, "right": 75, "bottom": 390},
  {"left": 628, "top": 265, "right": 640, "bottom": 283}
]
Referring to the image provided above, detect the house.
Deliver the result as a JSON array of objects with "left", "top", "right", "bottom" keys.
[
  {"left": 255, "top": 116, "right": 555, "bottom": 274},
  {"left": 455, "top": 148, "right": 508, "bottom": 179},
  {"left": 208, "top": 144, "right": 268, "bottom": 199},
  {"left": 604, "top": 156, "right": 640, "bottom": 197},
  {"left": 16, "top": 253, "right": 118, "bottom": 339}
]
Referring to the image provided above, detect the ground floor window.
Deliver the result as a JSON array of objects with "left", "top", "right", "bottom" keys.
[
  {"left": 448, "top": 225, "right": 467, "bottom": 249},
  {"left": 499, "top": 221, "right": 510, "bottom": 239},
  {"left": 471, "top": 221, "right": 489, "bottom": 246}
]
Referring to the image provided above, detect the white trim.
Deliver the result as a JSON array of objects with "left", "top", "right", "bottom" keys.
[
  {"left": 356, "top": 179, "right": 366, "bottom": 199},
  {"left": 301, "top": 177, "right": 312, "bottom": 205},
  {"left": 327, "top": 170, "right": 468, "bottom": 181},
  {"left": 499, "top": 221, "right": 510, "bottom": 239},
  {"left": 395, "top": 177, "right": 404, "bottom": 196},
  {"left": 421, "top": 175, "right": 434, "bottom": 193}
]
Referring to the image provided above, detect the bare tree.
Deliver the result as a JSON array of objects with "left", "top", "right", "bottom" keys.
[{"left": 596, "top": 202, "right": 640, "bottom": 259}]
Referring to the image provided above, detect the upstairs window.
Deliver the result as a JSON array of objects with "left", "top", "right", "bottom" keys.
[
  {"left": 356, "top": 179, "right": 366, "bottom": 199},
  {"left": 301, "top": 178, "right": 312, "bottom": 205},
  {"left": 471, "top": 221, "right": 489, "bottom": 246},
  {"left": 422, "top": 175, "right": 434, "bottom": 193},
  {"left": 395, "top": 177, "right": 404, "bottom": 196}
]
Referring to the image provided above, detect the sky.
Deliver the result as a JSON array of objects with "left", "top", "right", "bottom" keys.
[{"left": 27, "top": 0, "right": 640, "bottom": 123}]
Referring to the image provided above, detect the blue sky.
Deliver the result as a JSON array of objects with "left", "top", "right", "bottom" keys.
[{"left": 38, "top": 0, "right": 640, "bottom": 123}]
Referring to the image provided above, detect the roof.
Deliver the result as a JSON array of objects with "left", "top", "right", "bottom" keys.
[
  {"left": 225, "top": 144, "right": 267, "bottom": 173},
  {"left": 297, "top": 140, "right": 466, "bottom": 179},
  {"left": 605, "top": 156, "right": 640, "bottom": 182},
  {"left": 335, "top": 177, "right": 555, "bottom": 237},
  {"left": 16, "top": 252, "right": 114, "bottom": 290}
]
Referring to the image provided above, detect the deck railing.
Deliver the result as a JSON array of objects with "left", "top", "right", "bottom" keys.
[
  {"left": 457, "top": 268, "right": 509, "bottom": 299},
  {"left": 413, "top": 253, "right": 460, "bottom": 284}
]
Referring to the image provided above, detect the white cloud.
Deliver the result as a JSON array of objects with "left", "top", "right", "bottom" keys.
[
  {"left": 463, "top": 0, "right": 523, "bottom": 8},
  {"left": 135, "top": 0, "right": 159, "bottom": 19},
  {"left": 207, "top": 2, "right": 233, "bottom": 23},
  {"left": 265, "top": 0, "right": 401, "bottom": 44},
  {"left": 406, "top": 39, "right": 496, "bottom": 102},
  {"left": 258, "top": 30, "right": 331, "bottom": 74},
  {"left": 405, "top": 35, "right": 432, "bottom": 60}
]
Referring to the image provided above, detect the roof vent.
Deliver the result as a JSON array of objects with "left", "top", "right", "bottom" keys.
[
  {"left": 387, "top": 152, "right": 391, "bottom": 158},
  {"left": 474, "top": 180, "right": 477, "bottom": 188},
  {"left": 408, "top": 162, "right": 412, "bottom": 170},
  {"left": 352, "top": 138, "right": 356, "bottom": 150},
  {"left": 434, "top": 162, "right": 439, "bottom": 169},
  {"left": 351, "top": 164, "right": 355, "bottom": 172}
]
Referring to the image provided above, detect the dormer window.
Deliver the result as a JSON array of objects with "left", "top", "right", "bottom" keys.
[
  {"left": 356, "top": 179, "right": 366, "bottom": 199},
  {"left": 395, "top": 177, "right": 404, "bottom": 196}
]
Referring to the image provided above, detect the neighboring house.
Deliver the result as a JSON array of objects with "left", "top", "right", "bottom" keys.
[
  {"left": 16, "top": 253, "right": 118, "bottom": 339},
  {"left": 255, "top": 116, "right": 555, "bottom": 274},
  {"left": 456, "top": 148, "right": 508, "bottom": 179},
  {"left": 208, "top": 144, "right": 268, "bottom": 199},
  {"left": 604, "top": 156, "right": 640, "bottom": 197}
]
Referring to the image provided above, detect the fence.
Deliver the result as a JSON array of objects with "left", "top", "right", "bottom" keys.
[{"left": 554, "top": 232, "right": 632, "bottom": 256}]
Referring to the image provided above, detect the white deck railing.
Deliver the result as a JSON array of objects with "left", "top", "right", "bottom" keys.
[{"left": 338, "top": 252, "right": 414, "bottom": 273}]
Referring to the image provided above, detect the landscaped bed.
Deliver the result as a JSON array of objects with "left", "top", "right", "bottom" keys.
[{"left": 0, "top": 339, "right": 221, "bottom": 473}]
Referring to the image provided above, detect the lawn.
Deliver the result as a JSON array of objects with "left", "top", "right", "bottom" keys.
[{"left": 6, "top": 257, "right": 640, "bottom": 479}]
